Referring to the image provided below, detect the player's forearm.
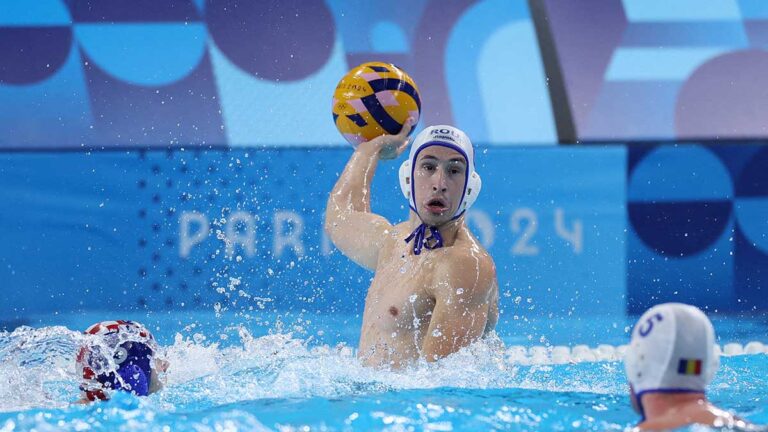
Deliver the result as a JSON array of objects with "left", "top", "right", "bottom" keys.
[
  {"left": 422, "top": 328, "right": 481, "bottom": 362},
  {"left": 421, "top": 304, "right": 488, "bottom": 362},
  {"left": 326, "top": 144, "right": 380, "bottom": 221}
]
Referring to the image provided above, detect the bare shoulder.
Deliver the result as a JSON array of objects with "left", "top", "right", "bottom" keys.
[
  {"left": 391, "top": 221, "right": 413, "bottom": 238},
  {"left": 431, "top": 240, "right": 497, "bottom": 300},
  {"left": 381, "top": 221, "right": 411, "bottom": 248},
  {"left": 440, "top": 236, "right": 496, "bottom": 276},
  {"left": 639, "top": 405, "right": 761, "bottom": 431}
]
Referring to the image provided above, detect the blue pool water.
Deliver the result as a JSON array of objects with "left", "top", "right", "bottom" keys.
[{"left": 1, "top": 311, "right": 766, "bottom": 431}]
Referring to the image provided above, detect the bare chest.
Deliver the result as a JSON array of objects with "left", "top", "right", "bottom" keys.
[{"left": 363, "top": 252, "right": 436, "bottom": 332}]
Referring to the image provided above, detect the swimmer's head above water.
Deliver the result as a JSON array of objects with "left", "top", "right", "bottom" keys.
[
  {"left": 623, "top": 303, "right": 749, "bottom": 430},
  {"left": 399, "top": 125, "right": 482, "bottom": 254},
  {"left": 625, "top": 303, "right": 718, "bottom": 412},
  {"left": 76, "top": 320, "right": 168, "bottom": 402}
]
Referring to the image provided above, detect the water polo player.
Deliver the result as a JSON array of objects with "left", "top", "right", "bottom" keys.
[
  {"left": 75, "top": 320, "right": 168, "bottom": 402},
  {"left": 625, "top": 303, "right": 760, "bottom": 430},
  {"left": 325, "top": 121, "right": 499, "bottom": 368}
]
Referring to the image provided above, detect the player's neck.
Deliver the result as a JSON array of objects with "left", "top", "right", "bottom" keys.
[
  {"left": 408, "top": 212, "right": 463, "bottom": 247},
  {"left": 641, "top": 392, "right": 707, "bottom": 420}
]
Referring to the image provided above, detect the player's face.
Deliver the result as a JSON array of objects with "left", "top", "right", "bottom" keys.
[{"left": 413, "top": 146, "right": 467, "bottom": 226}]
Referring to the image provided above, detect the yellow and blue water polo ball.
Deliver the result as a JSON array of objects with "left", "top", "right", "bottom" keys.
[{"left": 332, "top": 62, "right": 421, "bottom": 146}]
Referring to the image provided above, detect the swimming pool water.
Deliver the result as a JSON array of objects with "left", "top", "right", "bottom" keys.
[{"left": 1, "top": 311, "right": 766, "bottom": 431}]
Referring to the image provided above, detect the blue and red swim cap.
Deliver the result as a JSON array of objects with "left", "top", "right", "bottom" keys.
[{"left": 76, "top": 320, "right": 159, "bottom": 401}]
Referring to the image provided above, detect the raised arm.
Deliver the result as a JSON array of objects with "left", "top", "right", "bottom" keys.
[
  {"left": 325, "top": 120, "right": 414, "bottom": 270},
  {"left": 421, "top": 253, "right": 497, "bottom": 361}
]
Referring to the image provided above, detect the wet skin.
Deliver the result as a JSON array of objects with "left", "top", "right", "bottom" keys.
[
  {"left": 630, "top": 390, "right": 761, "bottom": 431},
  {"left": 326, "top": 122, "right": 498, "bottom": 368}
]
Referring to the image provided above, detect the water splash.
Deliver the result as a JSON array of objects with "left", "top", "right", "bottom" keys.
[
  {"left": 1, "top": 323, "right": 766, "bottom": 431},
  {"left": 0, "top": 326, "right": 83, "bottom": 412}
]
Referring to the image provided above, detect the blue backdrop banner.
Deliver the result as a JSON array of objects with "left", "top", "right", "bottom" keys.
[
  {"left": 0, "top": 146, "right": 627, "bottom": 320},
  {"left": 4, "top": 143, "right": 768, "bottom": 320}
]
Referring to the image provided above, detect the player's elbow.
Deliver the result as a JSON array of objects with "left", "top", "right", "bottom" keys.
[
  {"left": 323, "top": 211, "right": 332, "bottom": 235},
  {"left": 324, "top": 198, "right": 339, "bottom": 234},
  {"left": 323, "top": 210, "right": 339, "bottom": 241}
]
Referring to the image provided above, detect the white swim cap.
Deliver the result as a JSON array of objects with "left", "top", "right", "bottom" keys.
[
  {"left": 625, "top": 303, "right": 719, "bottom": 396},
  {"left": 398, "top": 125, "right": 481, "bottom": 219}
]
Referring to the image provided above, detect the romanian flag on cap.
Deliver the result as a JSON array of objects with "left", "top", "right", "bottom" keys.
[{"left": 677, "top": 358, "right": 703, "bottom": 375}]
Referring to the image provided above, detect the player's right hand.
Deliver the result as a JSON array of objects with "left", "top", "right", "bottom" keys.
[{"left": 359, "top": 117, "right": 415, "bottom": 160}]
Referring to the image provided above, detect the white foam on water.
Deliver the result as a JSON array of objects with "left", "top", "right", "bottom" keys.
[
  {"left": 0, "top": 326, "right": 85, "bottom": 412},
  {"left": 1, "top": 325, "right": 765, "bottom": 413}
]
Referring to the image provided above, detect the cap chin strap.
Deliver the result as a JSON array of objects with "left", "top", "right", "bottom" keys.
[
  {"left": 404, "top": 206, "right": 468, "bottom": 255},
  {"left": 404, "top": 222, "right": 443, "bottom": 256}
]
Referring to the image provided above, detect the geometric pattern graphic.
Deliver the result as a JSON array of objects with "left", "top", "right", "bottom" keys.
[
  {"left": 0, "top": 0, "right": 557, "bottom": 148},
  {"left": 537, "top": 0, "right": 768, "bottom": 141},
  {"left": 627, "top": 144, "right": 768, "bottom": 312},
  {"left": 5, "top": 1, "right": 768, "bottom": 146}
]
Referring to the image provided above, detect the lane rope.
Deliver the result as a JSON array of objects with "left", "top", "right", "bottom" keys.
[{"left": 503, "top": 342, "right": 768, "bottom": 364}]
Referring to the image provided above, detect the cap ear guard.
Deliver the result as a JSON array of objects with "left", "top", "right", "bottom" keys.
[
  {"left": 399, "top": 159, "right": 412, "bottom": 203},
  {"left": 460, "top": 171, "right": 482, "bottom": 213},
  {"left": 116, "top": 364, "right": 150, "bottom": 396},
  {"left": 113, "top": 346, "right": 128, "bottom": 364}
]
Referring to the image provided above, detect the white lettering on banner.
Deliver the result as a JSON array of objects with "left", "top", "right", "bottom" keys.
[
  {"left": 510, "top": 208, "right": 540, "bottom": 256},
  {"left": 509, "top": 207, "right": 585, "bottom": 257},
  {"left": 273, "top": 210, "right": 305, "bottom": 258},
  {"left": 554, "top": 208, "right": 583, "bottom": 254},
  {"left": 466, "top": 209, "right": 494, "bottom": 248},
  {"left": 177, "top": 208, "right": 585, "bottom": 260},
  {"left": 225, "top": 211, "right": 257, "bottom": 258},
  {"left": 179, "top": 211, "right": 210, "bottom": 258}
]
